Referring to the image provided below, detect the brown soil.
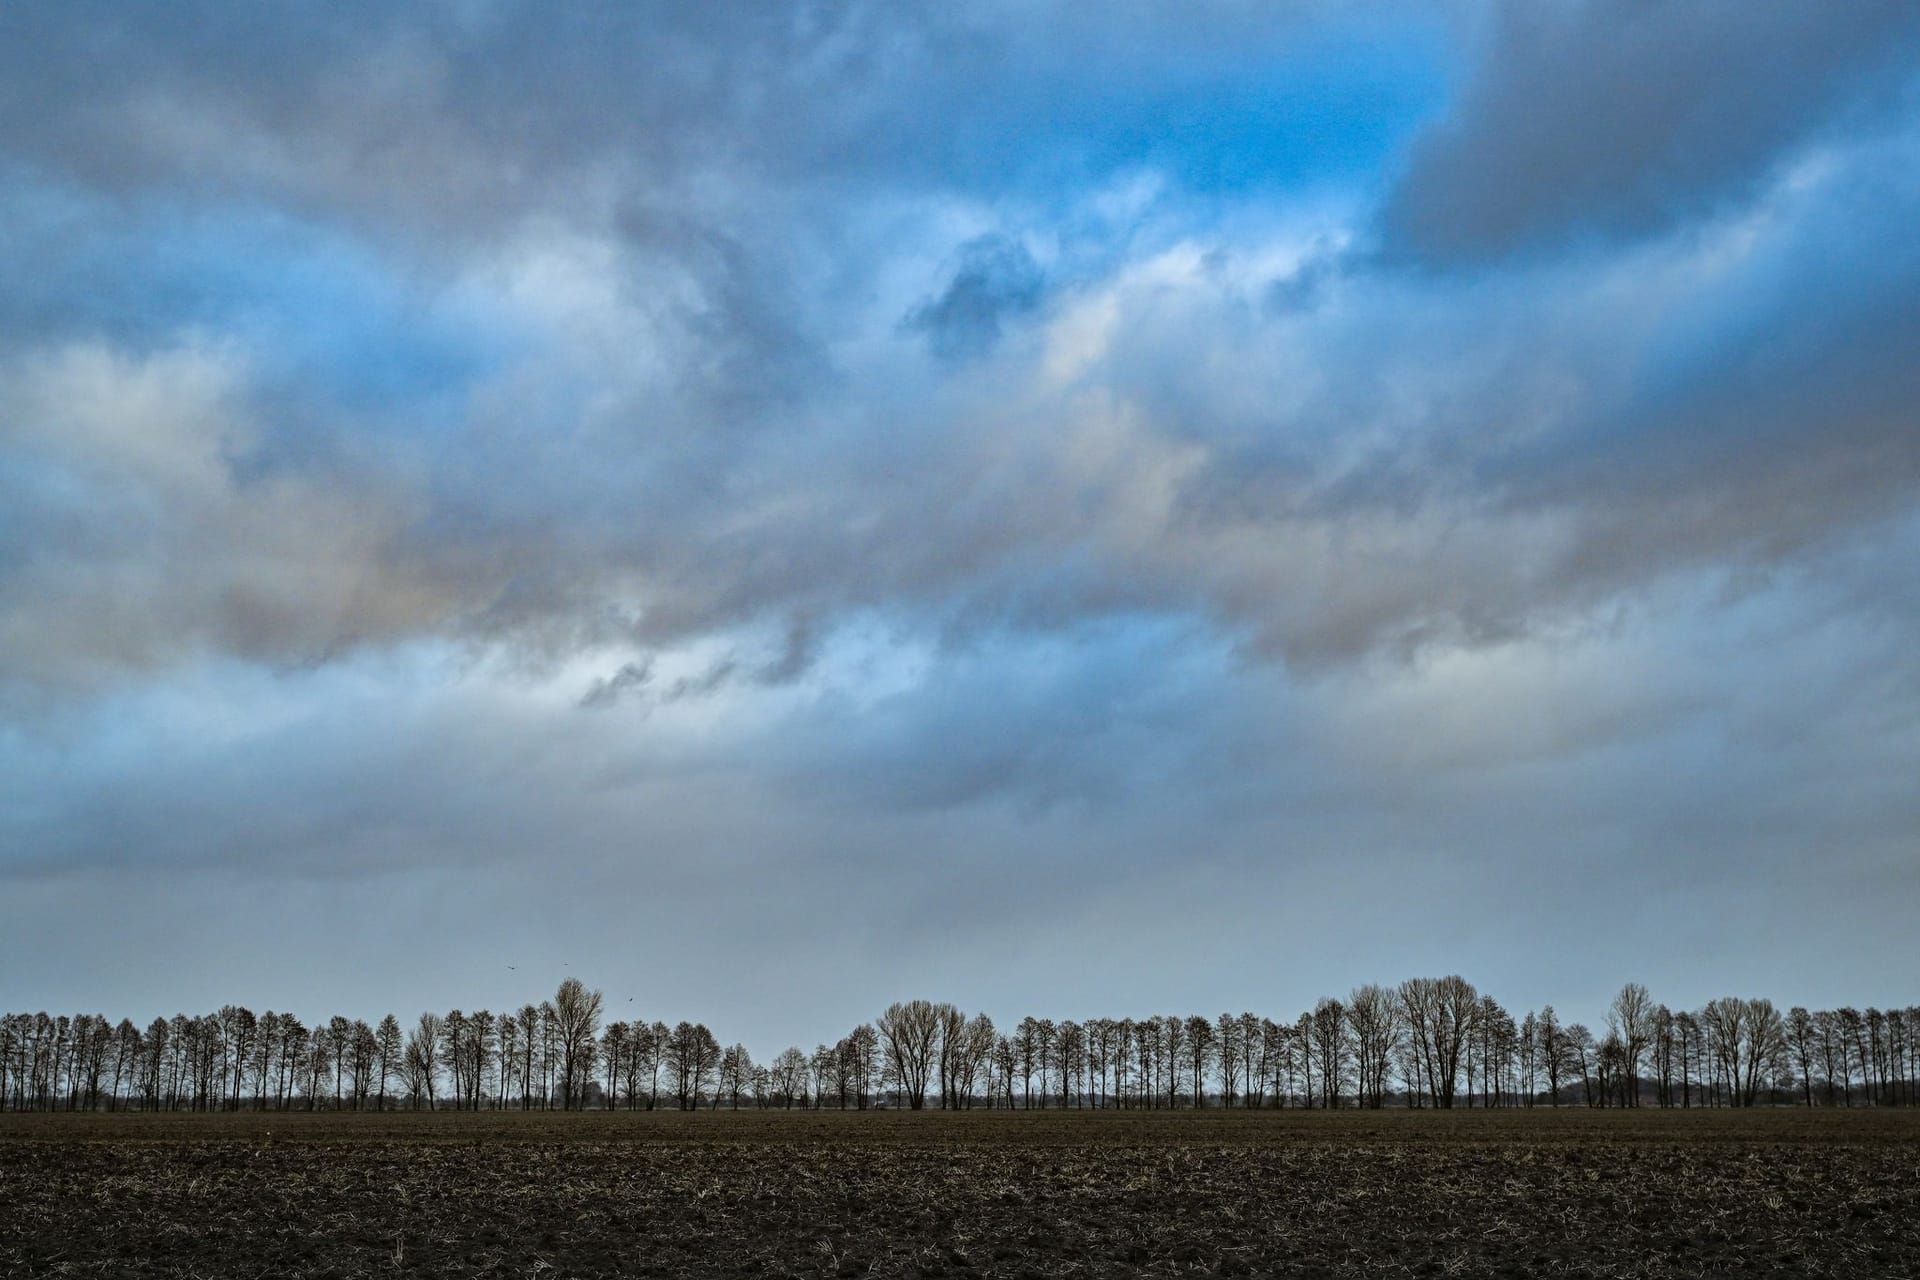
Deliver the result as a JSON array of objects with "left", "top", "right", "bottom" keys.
[{"left": 2, "top": 1108, "right": 1915, "bottom": 1277}]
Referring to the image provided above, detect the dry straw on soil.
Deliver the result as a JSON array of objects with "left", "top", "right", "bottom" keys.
[{"left": 3, "top": 1108, "right": 1916, "bottom": 1277}]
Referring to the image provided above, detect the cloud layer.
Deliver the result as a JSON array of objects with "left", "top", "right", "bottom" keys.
[{"left": 2, "top": 1, "right": 1916, "bottom": 1043}]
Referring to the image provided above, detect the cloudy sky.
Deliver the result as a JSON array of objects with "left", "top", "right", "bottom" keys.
[{"left": 4, "top": 1, "right": 1917, "bottom": 1052}]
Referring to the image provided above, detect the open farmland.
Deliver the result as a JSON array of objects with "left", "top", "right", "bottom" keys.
[{"left": 3, "top": 1109, "right": 1916, "bottom": 1278}]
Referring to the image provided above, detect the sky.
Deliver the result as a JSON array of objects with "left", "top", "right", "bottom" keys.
[{"left": 3, "top": 1, "right": 1918, "bottom": 1057}]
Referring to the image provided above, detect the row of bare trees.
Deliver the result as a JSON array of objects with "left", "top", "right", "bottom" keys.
[{"left": 4, "top": 979, "right": 1915, "bottom": 1112}]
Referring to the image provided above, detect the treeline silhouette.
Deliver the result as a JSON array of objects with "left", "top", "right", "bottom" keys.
[{"left": 3, "top": 977, "right": 1915, "bottom": 1113}]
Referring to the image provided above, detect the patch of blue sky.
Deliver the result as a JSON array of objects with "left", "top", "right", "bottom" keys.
[
  {"left": 862, "top": 25, "right": 1451, "bottom": 332},
  {"left": 899, "top": 21, "right": 1450, "bottom": 215}
]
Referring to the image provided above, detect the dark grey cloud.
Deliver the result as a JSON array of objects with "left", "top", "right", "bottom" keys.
[
  {"left": 1383, "top": 0, "right": 1920, "bottom": 262},
  {"left": 1263, "top": 243, "right": 1343, "bottom": 312},
  {"left": 903, "top": 234, "right": 1045, "bottom": 361},
  {"left": 578, "top": 660, "right": 653, "bottom": 710}
]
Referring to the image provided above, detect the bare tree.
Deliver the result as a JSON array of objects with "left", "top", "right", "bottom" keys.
[
  {"left": 1607, "top": 983, "right": 1655, "bottom": 1107},
  {"left": 1215, "top": 1013, "right": 1245, "bottom": 1107},
  {"left": 406, "top": 1013, "right": 443, "bottom": 1110},
  {"left": 511, "top": 1005, "right": 538, "bottom": 1109},
  {"left": 1399, "top": 977, "right": 1478, "bottom": 1108},
  {"left": 1312, "top": 999, "right": 1348, "bottom": 1108},
  {"left": 1056, "top": 1020, "right": 1086, "bottom": 1109},
  {"left": 1348, "top": 985, "right": 1399, "bottom": 1108},
  {"left": 771, "top": 1046, "right": 810, "bottom": 1108},
  {"left": 1786, "top": 1007, "right": 1817, "bottom": 1107},
  {"left": 665, "top": 1021, "right": 720, "bottom": 1109},
  {"left": 1563, "top": 1023, "right": 1595, "bottom": 1106},
  {"left": 348, "top": 1020, "right": 378, "bottom": 1109},
  {"left": 219, "top": 1007, "right": 256, "bottom": 1111},
  {"left": 877, "top": 1000, "right": 943, "bottom": 1110},
  {"left": 716, "top": 1044, "right": 753, "bottom": 1109},
  {"left": 1674, "top": 1010, "right": 1700, "bottom": 1108},
  {"left": 935, "top": 1004, "right": 969, "bottom": 1110},
  {"left": 599, "top": 1022, "right": 628, "bottom": 1109},
  {"left": 831, "top": 1023, "right": 878, "bottom": 1110},
  {"left": 1159, "top": 1017, "right": 1184, "bottom": 1109},
  {"left": 960, "top": 1015, "right": 997, "bottom": 1110},
  {"left": 354, "top": 1014, "right": 392, "bottom": 1111},
  {"left": 1186, "top": 1015, "right": 1215, "bottom": 1108},
  {"left": 550, "top": 978, "right": 604, "bottom": 1110},
  {"left": 1734, "top": 998, "right": 1786, "bottom": 1107},
  {"left": 1241, "top": 1014, "right": 1269, "bottom": 1109},
  {"left": 991, "top": 1035, "right": 1016, "bottom": 1109}
]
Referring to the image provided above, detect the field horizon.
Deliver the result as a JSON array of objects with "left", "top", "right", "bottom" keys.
[{"left": 8, "top": 1103, "right": 1920, "bottom": 1141}]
